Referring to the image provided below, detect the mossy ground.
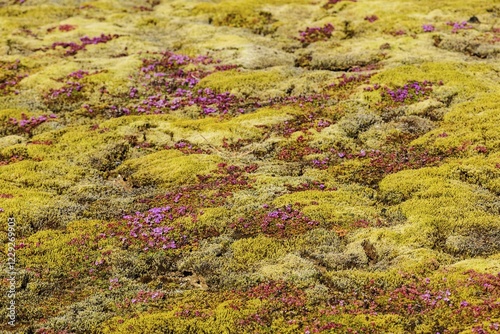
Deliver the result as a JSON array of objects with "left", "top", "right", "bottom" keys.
[{"left": 1, "top": 0, "right": 499, "bottom": 333}]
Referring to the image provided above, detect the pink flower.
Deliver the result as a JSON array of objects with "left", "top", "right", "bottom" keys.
[{"left": 422, "top": 24, "right": 435, "bottom": 32}]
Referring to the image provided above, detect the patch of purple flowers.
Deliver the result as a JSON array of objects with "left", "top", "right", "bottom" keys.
[
  {"left": 297, "top": 23, "right": 334, "bottom": 46},
  {"left": 422, "top": 24, "right": 435, "bottom": 32},
  {"left": 323, "top": 0, "right": 357, "bottom": 9},
  {"left": 117, "top": 51, "right": 253, "bottom": 116},
  {"left": 120, "top": 206, "right": 178, "bottom": 251},
  {"left": 0, "top": 60, "right": 28, "bottom": 95},
  {"left": 9, "top": 113, "right": 57, "bottom": 133},
  {"left": 382, "top": 80, "right": 434, "bottom": 104},
  {"left": 446, "top": 21, "right": 473, "bottom": 33},
  {"left": 51, "top": 33, "right": 119, "bottom": 56},
  {"left": 364, "top": 15, "right": 379, "bottom": 23},
  {"left": 230, "top": 204, "right": 320, "bottom": 238}
]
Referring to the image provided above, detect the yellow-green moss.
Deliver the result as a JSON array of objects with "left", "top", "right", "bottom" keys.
[
  {"left": 196, "top": 207, "right": 232, "bottom": 234},
  {"left": 230, "top": 235, "right": 289, "bottom": 269},
  {"left": 115, "top": 150, "right": 221, "bottom": 188},
  {"left": 411, "top": 93, "right": 500, "bottom": 152},
  {"left": 371, "top": 62, "right": 498, "bottom": 100},
  {"left": 17, "top": 220, "right": 108, "bottom": 275},
  {"left": 0, "top": 159, "right": 86, "bottom": 190},
  {"left": 272, "top": 188, "right": 378, "bottom": 226},
  {"left": 258, "top": 253, "right": 318, "bottom": 287},
  {"left": 197, "top": 68, "right": 286, "bottom": 96}
]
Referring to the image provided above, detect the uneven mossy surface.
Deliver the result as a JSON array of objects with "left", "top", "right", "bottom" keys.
[{"left": 0, "top": 0, "right": 499, "bottom": 333}]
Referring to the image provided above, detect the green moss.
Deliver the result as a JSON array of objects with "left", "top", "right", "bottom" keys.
[
  {"left": 291, "top": 228, "right": 342, "bottom": 255},
  {"left": 95, "top": 107, "right": 296, "bottom": 149},
  {"left": 273, "top": 188, "right": 378, "bottom": 227},
  {"left": 1, "top": 0, "right": 500, "bottom": 331},
  {"left": 0, "top": 135, "right": 26, "bottom": 149},
  {"left": 197, "top": 68, "right": 286, "bottom": 96},
  {"left": 450, "top": 256, "right": 500, "bottom": 274},
  {"left": 371, "top": 62, "right": 498, "bottom": 101},
  {"left": 115, "top": 150, "right": 221, "bottom": 188},
  {"left": 310, "top": 123, "right": 358, "bottom": 152},
  {"left": 103, "top": 310, "right": 225, "bottom": 334},
  {"left": 258, "top": 253, "right": 318, "bottom": 287},
  {"left": 411, "top": 93, "right": 500, "bottom": 153},
  {"left": 192, "top": 0, "right": 312, "bottom": 18},
  {"left": 378, "top": 163, "right": 500, "bottom": 254},
  {"left": 18, "top": 220, "right": 107, "bottom": 277},
  {"left": 197, "top": 207, "right": 232, "bottom": 234},
  {"left": 230, "top": 235, "right": 289, "bottom": 269},
  {"left": 0, "top": 159, "right": 85, "bottom": 190}
]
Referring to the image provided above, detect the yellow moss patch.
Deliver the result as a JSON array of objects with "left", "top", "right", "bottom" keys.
[
  {"left": 258, "top": 253, "right": 318, "bottom": 287},
  {"left": 17, "top": 220, "right": 108, "bottom": 275},
  {"left": 450, "top": 257, "right": 500, "bottom": 274},
  {"left": 411, "top": 93, "right": 500, "bottom": 152},
  {"left": 230, "top": 235, "right": 289, "bottom": 269},
  {"left": 272, "top": 188, "right": 378, "bottom": 226},
  {"left": 115, "top": 150, "right": 221, "bottom": 188},
  {"left": 371, "top": 62, "right": 498, "bottom": 101},
  {"left": 170, "top": 106, "right": 300, "bottom": 145},
  {"left": 0, "top": 159, "right": 86, "bottom": 191},
  {"left": 197, "top": 207, "right": 231, "bottom": 234},
  {"left": 197, "top": 68, "right": 286, "bottom": 96}
]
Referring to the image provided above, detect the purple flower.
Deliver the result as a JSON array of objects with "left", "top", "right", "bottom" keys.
[
  {"left": 447, "top": 21, "right": 472, "bottom": 33},
  {"left": 364, "top": 15, "right": 378, "bottom": 23},
  {"left": 152, "top": 227, "right": 164, "bottom": 235},
  {"left": 163, "top": 241, "right": 176, "bottom": 249},
  {"left": 422, "top": 24, "right": 435, "bottom": 32},
  {"left": 202, "top": 107, "right": 217, "bottom": 114},
  {"left": 268, "top": 211, "right": 280, "bottom": 218}
]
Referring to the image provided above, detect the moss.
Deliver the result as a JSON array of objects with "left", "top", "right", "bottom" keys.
[
  {"left": 0, "top": 183, "right": 55, "bottom": 234},
  {"left": 450, "top": 256, "right": 500, "bottom": 274},
  {"left": 103, "top": 310, "right": 207, "bottom": 334},
  {"left": 230, "top": 235, "right": 289, "bottom": 270},
  {"left": 378, "top": 163, "right": 500, "bottom": 253},
  {"left": 309, "top": 123, "right": 358, "bottom": 152},
  {"left": 85, "top": 140, "right": 130, "bottom": 172},
  {"left": 197, "top": 68, "right": 286, "bottom": 97},
  {"left": 310, "top": 47, "right": 382, "bottom": 72},
  {"left": 2, "top": 0, "right": 500, "bottom": 331},
  {"left": 94, "top": 107, "right": 297, "bottom": 150},
  {"left": 371, "top": 62, "right": 498, "bottom": 101},
  {"left": 0, "top": 159, "right": 86, "bottom": 190},
  {"left": 192, "top": 0, "right": 312, "bottom": 19},
  {"left": 115, "top": 150, "right": 221, "bottom": 188},
  {"left": 291, "top": 227, "right": 342, "bottom": 254},
  {"left": 272, "top": 188, "right": 378, "bottom": 227},
  {"left": 18, "top": 221, "right": 105, "bottom": 277},
  {"left": 0, "top": 134, "right": 26, "bottom": 149},
  {"left": 412, "top": 93, "right": 500, "bottom": 153},
  {"left": 258, "top": 253, "right": 319, "bottom": 287},
  {"left": 335, "top": 111, "right": 382, "bottom": 139},
  {"left": 197, "top": 207, "right": 232, "bottom": 235}
]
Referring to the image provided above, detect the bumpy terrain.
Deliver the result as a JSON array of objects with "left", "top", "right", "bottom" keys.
[{"left": 0, "top": 0, "right": 499, "bottom": 333}]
